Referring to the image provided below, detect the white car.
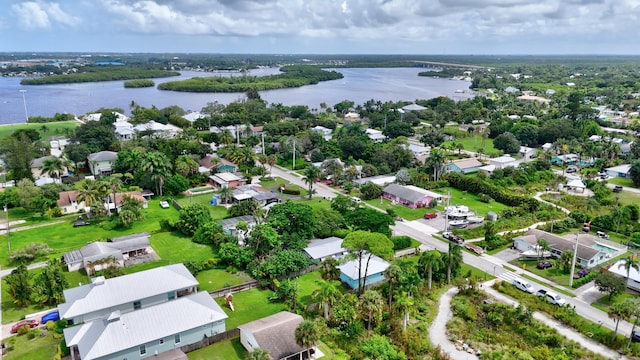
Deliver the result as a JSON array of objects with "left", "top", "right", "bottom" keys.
[
  {"left": 545, "top": 292, "right": 567, "bottom": 306},
  {"left": 512, "top": 278, "right": 534, "bottom": 294},
  {"left": 159, "top": 201, "right": 170, "bottom": 209},
  {"left": 350, "top": 196, "right": 361, "bottom": 203}
]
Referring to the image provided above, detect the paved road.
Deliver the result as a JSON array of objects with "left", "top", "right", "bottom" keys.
[
  {"left": 392, "top": 220, "right": 637, "bottom": 338},
  {"left": 268, "top": 165, "right": 338, "bottom": 199}
]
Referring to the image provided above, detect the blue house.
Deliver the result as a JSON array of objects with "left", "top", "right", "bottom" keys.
[
  {"left": 445, "top": 158, "right": 483, "bottom": 174},
  {"left": 338, "top": 255, "right": 390, "bottom": 290},
  {"left": 606, "top": 164, "right": 631, "bottom": 179}
]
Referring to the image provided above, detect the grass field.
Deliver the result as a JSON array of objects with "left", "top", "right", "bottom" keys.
[
  {"left": 215, "top": 288, "right": 287, "bottom": 329},
  {"left": 0, "top": 121, "right": 79, "bottom": 140},
  {"left": 443, "top": 135, "right": 501, "bottom": 156},
  {"left": 174, "top": 194, "right": 229, "bottom": 219},
  {"left": 608, "top": 177, "right": 634, "bottom": 187},
  {"left": 187, "top": 337, "right": 245, "bottom": 360},
  {"left": 3, "top": 328, "right": 61, "bottom": 360},
  {"left": 196, "top": 269, "right": 253, "bottom": 292}
]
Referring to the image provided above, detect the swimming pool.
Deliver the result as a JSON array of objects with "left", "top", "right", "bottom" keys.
[{"left": 594, "top": 243, "right": 619, "bottom": 254}]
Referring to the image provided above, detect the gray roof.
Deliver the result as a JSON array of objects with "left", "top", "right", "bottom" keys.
[
  {"left": 217, "top": 215, "right": 256, "bottom": 229},
  {"left": 515, "top": 229, "right": 601, "bottom": 261},
  {"left": 304, "top": 237, "right": 346, "bottom": 260},
  {"left": 31, "top": 155, "right": 55, "bottom": 168},
  {"left": 62, "top": 235, "right": 150, "bottom": 267},
  {"left": 238, "top": 311, "right": 305, "bottom": 360},
  {"left": 58, "top": 264, "right": 198, "bottom": 320},
  {"left": 64, "top": 292, "right": 227, "bottom": 360},
  {"left": 383, "top": 183, "right": 428, "bottom": 203},
  {"left": 338, "top": 255, "right": 390, "bottom": 281},
  {"left": 109, "top": 232, "right": 150, "bottom": 243},
  {"left": 87, "top": 151, "right": 118, "bottom": 162}
]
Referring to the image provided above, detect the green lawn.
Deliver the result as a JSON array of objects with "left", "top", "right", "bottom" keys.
[
  {"left": 363, "top": 198, "right": 432, "bottom": 220},
  {"left": 592, "top": 291, "right": 636, "bottom": 312},
  {"left": 174, "top": 194, "right": 229, "bottom": 219},
  {"left": 196, "top": 269, "right": 253, "bottom": 292},
  {"left": 3, "top": 328, "right": 61, "bottom": 360},
  {"left": 0, "top": 121, "right": 79, "bottom": 140},
  {"left": 187, "top": 337, "right": 245, "bottom": 360},
  {"left": 443, "top": 135, "right": 501, "bottom": 156},
  {"left": 608, "top": 177, "right": 634, "bottom": 187},
  {"left": 215, "top": 288, "right": 287, "bottom": 329},
  {"left": 435, "top": 187, "right": 510, "bottom": 216}
]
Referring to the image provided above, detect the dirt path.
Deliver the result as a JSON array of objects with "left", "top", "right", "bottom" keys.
[{"left": 428, "top": 287, "right": 479, "bottom": 360}]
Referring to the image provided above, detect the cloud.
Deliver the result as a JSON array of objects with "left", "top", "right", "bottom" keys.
[{"left": 11, "top": 1, "right": 80, "bottom": 30}]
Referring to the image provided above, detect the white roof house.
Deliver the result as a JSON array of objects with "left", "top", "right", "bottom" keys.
[
  {"left": 58, "top": 263, "right": 198, "bottom": 324},
  {"left": 353, "top": 175, "right": 397, "bottom": 186},
  {"left": 134, "top": 121, "right": 182, "bottom": 138},
  {"left": 366, "top": 128, "right": 386, "bottom": 142},
  {"left": 489, "top": 155, "right": 518, "bottom": 169},
  {"left": 182, "top": 111, "right": 206, "bottom": 123},
  {"left": 303, "top": 237, "right": 347, "bottom": 261},
  {"left": 64, "top": 292, "right": 227, "bottom": 360},
  {"left": 608, "top": 259, "right": 640, "bottom": 292}
]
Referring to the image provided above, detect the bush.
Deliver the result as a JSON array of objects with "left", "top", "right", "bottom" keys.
[
  {"left": 479, "top": 193, "right": 493, "bottom": 203},
  {"left": 158, "top": 218, "right": 177, "bottom": 232},
  {"left": 390, "top": 236, "right": 413, "bottom": 250},
  {"left": 282, "top": 186, "right": 301, "bottom": 195}
]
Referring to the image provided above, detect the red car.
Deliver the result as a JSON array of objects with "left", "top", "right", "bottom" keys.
[
  {"left": 424, "top": 212, "right": 438, "bottom": 219},
  {"left": 11, "top": 319, "right": 38, "bottom": 333}
]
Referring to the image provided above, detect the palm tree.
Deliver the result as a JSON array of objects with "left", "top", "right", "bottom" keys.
[
  {"left": 246, "top": 349, "right": 272, "bottom": 360},
  {"left": 319, "top": 258, "right": 340, "bottom": 281},
  {"left": 445, "top": 242, "right": 463, "bottom": 284},
  {"left": 359, "top": 289, "right": 384, "bottom": 334},
  {"left": 76, "top": 179, "right": 103, "bottom": 212},
  {"left": 312, "top": 280, "right": 342, "bottom": 320},
  {"left": 266, "top": 154, "right": 277, "bottom": 176},
  {"left": 218, "top": 129, "right": 234, "bottom": 146},
  {"left": 536, "top": 238, "right": 550, "bottom": 261},
  {"left": 425, "top": 148, "right": 446, "bottom": 181},
  {"left": 383, "top": 264, "right": 402, "bottom": 309},
  {"left": 609, "top": 300, "right": 634, "bottom": 343},
  {"left": 174, "top": 155, "right": 199, "bottom": 177},
  {"left": 141, "top": 151, "right": 172, "bottom": 196},
  {"left": 103, "top": 175, "right": 123, "bottom": 215},
  {"left": 42, "top": 157, "right": 64, "bottom": 181},
  {"left": 418, "top": 250, "right": 444, "bottom": 290},
  {"left": 295, "top": 320, "right": 318, "bottom": 360},
  {"left": 256, "top": 154, "right": 268, "bottom": 170},
  {"left": 618, "top": 256, "right": 640, "bottom": 285},
  {"left": 396, "top": 292, "right": 414, "bottom": 332},
  {"left": 217, "top": 187, "right": 234, "bottom": 205},
  {"left": 302, "top": 165, "right": 322, "bottom": 199}
]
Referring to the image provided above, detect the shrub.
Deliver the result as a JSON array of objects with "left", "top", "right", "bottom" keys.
[
  {"left": 282, "top": 186, "right": 301, "bottom": 195},
  {"left": 390, "top": 236, "right": 413, "bottom": 250},
  {"left": 479, "top": 193, "right": 493, "bottom": 203}
]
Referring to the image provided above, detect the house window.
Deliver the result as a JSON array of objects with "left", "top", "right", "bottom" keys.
[
  {"left": 159, "top": 338, "right": 164, "bottom": 345},
  {"left": 139, "top": 345, "right": 146, "bottom": 355},
  {"left": 133, "top": 300, "right": 141, "bottom": 310},
  {"left": 168, "top": 291, "right": 176, "bottom": 300},
  {"left": 175, "top": 334, "right": 181, "bottom": 344}
]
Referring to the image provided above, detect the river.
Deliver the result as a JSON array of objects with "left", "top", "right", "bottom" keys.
[{"left": 0, "top": 67, "right": 473, "bottom": 124}]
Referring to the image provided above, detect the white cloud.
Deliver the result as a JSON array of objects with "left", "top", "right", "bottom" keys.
[{"left": 11, "top": 1, "right": 80, "bottom": 30}]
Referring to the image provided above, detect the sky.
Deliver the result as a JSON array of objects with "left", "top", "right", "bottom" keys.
[{"left": 2, "top": 0, "right": 640, "bottom": 55}]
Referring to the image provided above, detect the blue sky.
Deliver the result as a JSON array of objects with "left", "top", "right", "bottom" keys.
[{"left": 2, "top": 0, "right": 640, "bottom": 54}]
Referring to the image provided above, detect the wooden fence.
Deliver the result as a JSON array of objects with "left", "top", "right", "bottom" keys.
[
  {"left": 209, "top": 280, "right": 259, "bottom": 298},
  {"left": 180, "top": 328, "right": 240, "bottom": 353},
  {"left": 171, "top": 199, "right": 182, "bottom": 210}
]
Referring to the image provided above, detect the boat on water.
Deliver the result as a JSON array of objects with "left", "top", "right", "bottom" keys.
[
  {"left": 467, "top": 216, "right": 484, "bottom": 224},
  {"left": 448, "top": 220, "right": 469, "bottom": 228}
]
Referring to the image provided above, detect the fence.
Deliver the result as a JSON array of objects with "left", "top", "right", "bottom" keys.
[
  {"left": 209, "top": 280, "right": 259, "bottom": 298},
  {"left": 172, "top": 199, "right": 182, "bottom": 210},
  {"left": 180, "top": 328, "right": 240, "bottom": 353}
]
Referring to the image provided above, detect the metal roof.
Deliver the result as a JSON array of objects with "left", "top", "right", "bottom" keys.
[
  {"left": 303, "top": 237, "right": 346, "bottom": 260},
  {"left": 58, "top": 264, "right": 198, "bottom": 320},
  {"left": 338, "top": 255, "right": 390, "bottom": 281},
  {"left": 64, "top": 292, "right": 227, "bottom": 360},
  {"left": 383, "top": 183, "right": 429, "bottom": 203},
  {"left": 87, "top": 151, "right": 118, "bottom": 162}
]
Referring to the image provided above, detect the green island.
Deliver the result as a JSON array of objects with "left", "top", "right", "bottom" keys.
[
  {"left": 157, "top": 65, "right": 343, "bottom": 92},
  {"left": 20, "top": 66, "right": 179, "bottom": 85},
  {"left": 123, "top": 79, "right": 155, "bottom": 88}
]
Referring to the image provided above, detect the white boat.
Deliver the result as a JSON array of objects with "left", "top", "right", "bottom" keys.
[
  {"left": 448, "top": 220, "right": 468, "bottom": 228},
  {"left": 467, "top": 216, "right": 484, "bottom": 224}
]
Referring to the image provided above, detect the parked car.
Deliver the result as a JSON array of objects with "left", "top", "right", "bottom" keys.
[
  {"left": 11, "top": 319, "right": 38, "bottom": 333},
  {"left": 535, "top": 289, "right": 547, "bottom": 297},
  {"left": 537, "top": 261, "right": 553, "bottom": 269},
  {"left": 545, "top": 292, "right": 567, "bottom": 306},
  {"left": 566, "top": 166, "right": 578, "bottom": 173},
  {"left": 159, "top": 201, "right": 170, "bottom": 209},
  {"left": 350, "top": 196, "right": 361, "bottom": 203},
  {"left": 73, "top": 217, "right": 90, "bottom": 227},
  {"left": 513, "top": 278, "right": 534, "bottom": 294},
  {"left": 632, "top": 331, "right": 640, "bottom": 343},
  {"left": 423, "top": 212, "right": 438, "bottom": 219},
  {"left": 596, "top": 231, "right": 609, "bottom": 239},
  {"left": 442, "top": 232, "right": 464, "bottom": 244},
  {"left": 613, "top": 185, "right": 623, "bottom": 193},
  {"left": 324, "top": 179, "right": 334, "bottom": 185},
  {"left": 40, "top": 311, "right": 60, "bottom": 325},
  {"left": 575, "top": 268, "right": 589, "bottom": 278}
]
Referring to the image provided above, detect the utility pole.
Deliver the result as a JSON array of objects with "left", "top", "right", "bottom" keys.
[
  {"left": 4, "top": 205, "right": 9, "bottom": 253},
  {"left": 292, "top": 139, "right": 296, "bottom": 170},
  {"left": 568, "top": 232, "right": 579, "bottom": 287},
  {"left": 261, "top": 133, "right": 265, "bottom": 155}
]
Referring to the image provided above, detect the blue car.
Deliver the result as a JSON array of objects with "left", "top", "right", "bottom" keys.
[{"left": 40, "top": 311, "right": 60, "bottom": 325}]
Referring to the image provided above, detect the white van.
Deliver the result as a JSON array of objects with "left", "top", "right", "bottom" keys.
[{"left": 512, "top": 278, "right": 534, "bottom": 294}]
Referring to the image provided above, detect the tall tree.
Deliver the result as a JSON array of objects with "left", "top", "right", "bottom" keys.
[
  {"left": 5, "top": 264, "right": 32, "bottom": 307},
  {"left": 618, "top": 256, "right": 640, "bottom": 285},
  {"left": 33, "top": 259, "right": 69, "bottom": 306},
  {"left": 607, "top": 299, "right": 633, "bottom": 343},
  {"left": 141, "top": 151, "right": 172, "bottom": 196},
  {"left": 359, "top": 289, "right": 384, "bottom": 334},
  {"left": 41, "top": 157, "right": 65, "bottom": 181},
  {"left": 302, "top": 165, "right": 322, "bottom": 199},
  {"left": 312, "top": 280, "right": 342, "bottom": 320},
  {"left": 342, "top": 231, "right": 394, "bottom": 294},
  {"left": 383, "top": 264, "right": 402, "bottom": 310},
  {"left": 424, "top": 148, "right": 446, "bottom": 181},
  {"left": 396, "top": 292, "right": 414, "bottom": 332},
  {"left": 418, "top": 250, "right": 444, "bottom": 290},
  {"left": 319, "top": 257, "right": 340, "bottom": 281},
  {"left": 0, "top": 132, "right": 37, "bottom": 181},
  {"left": 295, "top": 320, "right": 319, "bottom": 360},
  {"left": 174, "top": 155, "right": 199, "bottom": 177},
  {"left": 445, "top": 242, "right": 463, "bottom": 284}
]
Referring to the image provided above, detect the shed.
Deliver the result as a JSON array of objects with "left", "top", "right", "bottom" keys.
[{"left": 238, "top": 311, "right": 308, "bottom": 360}]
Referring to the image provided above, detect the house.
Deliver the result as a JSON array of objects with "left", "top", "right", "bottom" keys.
[
  {"left": 133, "top": 121, "right": 182, "bottom": 138},
  {"left": 303, "top": 237, "right": 347, "bottom": 261},
  {"left": 383, "top": 183, "right": 433, "bottom": 208},
  {"left": 64, "top": 291, "right": 227, "bottom": 360},
  {"left": 608, "top": 259, "right": 640, "bottom": 292},
  {"left": 232, "top": 185, "right": 280, "bottom": 206},
  {"left": 87, "top": 151, "right": 118, "bottom": 176},
  {"left": 217, "top": 215, "right": 257, "bottom": 237},
  {"left": 199, "top": 156, "right": 238, "bottom": 173},
  {"left": 402, "top": 103, "right": 427, "bottom": 112},
  {"left": 445, "top": 158, "right": 483, "bottom": 174},
  {"left": 31, "top": 155, "right": 56, "bottom": 179},
  {"left": 504, "top": 86, "right": 519, "bottom": 93},
  {"left": 311, "top": 126, "right": 333, "bottom": 136},
  {"left": 516, "top": 95, "right": 550, "bottom": 104},
  {"left": 58, "top": 263, "right": 198, "bottom": 324},
  {"left": 114, "top": 121, "right": 135, "bottom": 141},
  {"left": 365, "top": 128, "right": 386, "bottom": 142},
  {"left": 208, "top": 172, "right": 246, "bottom": 189},
  {"left": 104, "top": 191, "right": 149, "bottom": 212},
  {"left": 606, "top": 164, "right": 631, "bottom": 179},
  {"left": 513, "top": 229, "right": 623, "bottom": 269},
  {"left": 57, "top": 190, "right": 86, "bottom": 214},
  {"left": 62, "top": 232, "right": 152, "bottom": 274},
  {"left": 339, "top": 255, "right": 390, "bottom": 290},
  {"left": 353, "top": 175, "right": 397, "bottom": 187},
  {"left": 238, "top": 311, "right": 309, "bottom": 360},
  {"left": 551, "top": 154, "right": 578, "bottom": 166},
  {"left": 565, "top": 178, "right": 586, "bottom": 193},
  {"left": 182, "top": 111, "right": 206, "bottom": 123},
  {"left": 488, "top": 155, "right": 518, "bottom": 169},
  {"left": 406, "top": 143, "right": 431, "bottom": 158},
  {"left": 519, "top": 146, "right": 537, "bottom": 162},
  {"left": 344, "top": 112, "right": 361, "bottom": 122}
]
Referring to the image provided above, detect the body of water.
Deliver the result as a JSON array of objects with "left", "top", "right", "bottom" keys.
[{"left": 0, "top": 67, "right": 473, "bottom": 124}]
